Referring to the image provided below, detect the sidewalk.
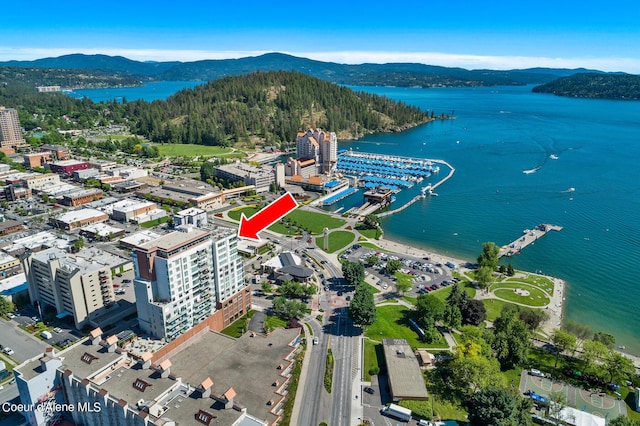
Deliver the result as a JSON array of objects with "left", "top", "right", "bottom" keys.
[
  {"left": 350, "top": 335, "right": 364, "bottom": 426},
  {"left": 289, "top": 319, "right": 314, "bottom": 426}
]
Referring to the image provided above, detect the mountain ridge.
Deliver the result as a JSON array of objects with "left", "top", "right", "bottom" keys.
[{"left": 0, "top": 52, "right": 618, "bottom": 88}]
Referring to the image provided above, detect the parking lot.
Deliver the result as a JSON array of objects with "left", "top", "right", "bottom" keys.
[{"left": 341, "top": 245, "right": 455, "bottom": 296}]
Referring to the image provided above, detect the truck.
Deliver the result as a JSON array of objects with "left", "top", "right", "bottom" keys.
[
  {"left": 381, "top": 403, "right": 412, "bottom": 422},
  {"left": 41, "top": 331, "right": 53, "bottom": 339}
]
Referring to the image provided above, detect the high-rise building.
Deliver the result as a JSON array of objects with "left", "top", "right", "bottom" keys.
[
  {"left": 295, "top": 128, "right": 337, "bottom": 174},
  {"left": 20, "top": 248, "right": 117, "bottom": 328},
  {"left": 132, "top": 225, "right": 248, "bottom": 341},
  {"left": 0, "top": 106, "right": 28, "bottom": 149}
]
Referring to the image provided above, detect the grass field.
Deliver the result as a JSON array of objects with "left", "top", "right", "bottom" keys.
[
  {"left": 365, "top": 305, "right": 448, "bottom": 349},
  {"left": 482, "top": 298, "right": 514, "bottom": 322},
  {"left": 492, "top": 282, "right": 550, "bottom": 307},
  {"left": 229, "top": 207, "right": 346, "bottom": 235},
  {"left": 265, "top": 315, "right": 288, "bottom": 331},
  {"left": 153, "top": 143, "right": 237, "bottom": 157},
  {"left": 366, "top": 283, "right": 380, "bottom": 294},
  {"left": 220, "top": 310, "right": 255, "bottom": 338},
  {"left": 315, "top": 230, "right": 355, "bottom": 253},
  {"left": 358, "top": 242, "right": 389, "bottom": 252},
  {"left": 139, "top": 216, "right": 171, "bottom": 228},
  {"left": 505, "top": 274, "right": 555, "bottom": 293},
  {"left": 363, "top": 339, "right": 381, "bottom": 381}
]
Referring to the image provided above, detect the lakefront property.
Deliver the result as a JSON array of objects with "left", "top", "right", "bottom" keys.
[{"left": 0, "top": 53, "right": 639, "bottom": 426}]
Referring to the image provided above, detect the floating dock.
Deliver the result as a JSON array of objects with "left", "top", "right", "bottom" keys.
[{"left": 499, "top": 224, "right": 563, "bottom": 257}]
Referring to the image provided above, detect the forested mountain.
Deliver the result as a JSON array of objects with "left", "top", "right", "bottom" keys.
[
  {"left": 128, "top": 71, "right": 433, "bottom": 145},
  {"left": 532, "top": 73, "right": 640, "bottom": 100},
  {"left": 1, "top": 53, "right": 573, "bottom": 88}
]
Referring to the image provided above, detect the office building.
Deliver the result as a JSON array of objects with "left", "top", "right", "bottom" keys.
[
  {"left": 20, "top": 248, "right": 117, "bottom": 328},
  {"left": 0, "top": 106, "right": 28, "bottom": 149},
  {"left": 132, "top": 225, "right": 249, "bottom": 341},
  {"left": 174, "top": 207, "right": 207, "bottom": 228},
  {"left": 215, "top": 161, "right": 275, "bottom": 193}
]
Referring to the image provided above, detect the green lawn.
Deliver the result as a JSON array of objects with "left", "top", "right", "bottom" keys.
[
  {"left": 363, "top": 339, "right": 382, "bottom": 381},
  {"left": 265, "top": 315, "right": 288, "bottom": 330},
  {"left": 154, "top": 143, "right": 236, "bottom": 157},
  {"left": 355, "top": 226, "right": 380, "bottom": 239},
  {"left": 228, "top": 207, "right": 346, "bottom": 235},
  {"left": 394, "top": 272, "right": 414, "bottom": 291},
  {"left": 357, "top": 242, "right": 390, "bottom": 252},
  {"left": 505, "top": 274, "right": 555, "bottom": 293},
  {"left": 431, "top": 398, "right": 468, "bottom": 422},
  {"left": 365, "top": 305, "right": 448, "bottom": 349},
  {"left": 139, "top": 216, "right": 171, "bottom": 228},
  {"left": 492, "top": 282, "right": 550, "bottom": 307},
  {"left": 220, "top": 310, "right": 255, "bottom": 338},
  {"left": 482, "top": 298, "right": 515, "bottom": 322},
  {"left": 366, "top": 283, "right": 380, "bottom": 294},
  {"left": 403, "top": 296, "right": 417, "bottom": 305},
  {"left": 315, "top": 230, "right": 355, "bottom": 253}
]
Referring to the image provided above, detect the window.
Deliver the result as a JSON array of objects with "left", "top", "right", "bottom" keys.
[{"left": 133, "top": 378, "right": 151, "bottom": 392}]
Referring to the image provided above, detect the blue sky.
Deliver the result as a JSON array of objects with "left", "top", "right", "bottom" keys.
[{"left": 2, "top": 0, "right": 640, "bottom": 72}]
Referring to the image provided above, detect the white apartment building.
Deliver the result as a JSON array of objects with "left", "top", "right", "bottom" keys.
[
  {"left": 21, "top": 248, "right": 116, "bottom": 328},
  {"left": 21, "top": 173, "right": 61, "bottom": 190},
  {"left": 132, "top": 225, "right": 247, "bottom": 341},
  {"left": 173, "top": 207, "right": 208, "bottom": 228}
]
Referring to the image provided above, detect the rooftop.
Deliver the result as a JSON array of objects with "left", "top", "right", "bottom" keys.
[
  {"left": 51, "top": 159, "right": 88, "bottom": 166},
  {"left": 119, "top": 230, "right": 163, "bottom": 247},
  {"left": 109, "top": 199, "right": 156, "bottom": 213},
  {"left": 56, "top": 208, "right": 108, "bottom": 224},
  {"left": 31, "top": 248, "right": 115, "bottom": 275},
  {"left": 80, "top": 223, "right": 124, "bottom": 238},
  {"left": 382, "top": 338, "right": 429, "bottom": 400},
  {"left": 176, "top": 207, "right": 206, "bottom": 217},
  {"left": 168, "top": 328, "right": 300, "bottom": 425},
  {"left": 1, "top": 230, "right": 70, "bottom": 254},
  {"left": 137, "top": 227, "right": 211, "bottom": 253},
  {"left": 217, "top": 162, "right": 273, "bottom": 178}
]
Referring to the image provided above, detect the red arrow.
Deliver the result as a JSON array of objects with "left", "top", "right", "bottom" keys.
[{"left": 238, "top": 192, "right": 298, "bottom": 242}]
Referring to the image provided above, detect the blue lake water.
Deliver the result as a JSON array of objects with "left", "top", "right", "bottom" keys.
[
  {"left": 71, "top": 82, "right": 640, "bottom": 354},
  {"left": 67, "top": 80, "right": 203, "bottom": 102}
]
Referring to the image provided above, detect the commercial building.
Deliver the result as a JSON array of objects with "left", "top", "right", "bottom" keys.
[
  {"left": 21, "top": 173, "right": 61, "bottom": 190},
  {"left": 0, "top": 106, "right": 28, "bottom": 150},
  {"left": 79, "top": 223, "right": 126, "bottom": 241},
  {"left": 13, "top": 325, "right": 300, "bottom": 426},
  {"left": 143, "top": 180, "right": 225, "bottom": 210},
  {"left": 72, "top": 168, "right": 100, "bottom": 180},
  {"left": 118, "top": 230, "right": 163, "bottom": 250},
  {"left": 132, "top": 225, "right": 249, "bottom": 341},
  {"left": 88, "top": 159, "right": 118, "bottom": 171},
  {"left": 0, "top": 252, "right": 20, "bottom": 271},
  {"left": 23, "top": 152, "right": 53, "bottom": 168},
  {"left": 21, "top": 247, "right": 117, "bottom": 328},
  {"left": 104, "top": 199, "right": 160, "bottom": 223},
  {"left": 40, "top": 144, "right": 70, "bottom": 160},
  {"left": 2, "top": 185, "right": 31, "bottom": 201},
  {"left": 382, "top": 338, "right": 429, "bottom": 401},
  {"left": 1, "top": 231, "right": 71, "bottom": 257},
  {"left": 35, "top": 85, "right": 61, "bottom": 92},
  {"left": 215, "top": 161, "right": 276, "bottom": 193},
  {"left": 0, "top": 219, "right": 24, "bottom": 236},
  {"left": 174, "top": 207, "right": 207, "bottom": 228},
  {"left": 53, "top": 209, "right": 109, "bottom": 230},
  {"left": 48, "top": 159, "right": 90, "bottom": 175},
  {"left": 262, "top": 252, "right": 313, "bottom": 283},
  {"left": 61, "top": 188, "right": 104, "bottom": 207}
]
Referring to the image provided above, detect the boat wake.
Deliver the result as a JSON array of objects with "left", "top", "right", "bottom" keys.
[{"left": 522, "top": 167, "right": 541, "bottom": 174}]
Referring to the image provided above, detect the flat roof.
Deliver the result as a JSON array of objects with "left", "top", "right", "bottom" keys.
[
  {"left": 2, "top": 231, "right": 70, "bottom": 253},
  {"left": 56, "top": 208, "right": 108, "bottom": 224},
  {"left": 168, "top": 328, "right": 300, "bottom": 425},
  {"left": 176, "top": 207, "right": 206, "bottom": 216},
  {"left": 138, "top": 227, "right": 211, "bottom": 252},
  {"left": 382, "top": 338, "right": 429, "bottom": 400},
  {"left": 51, "top": 159, "right": 88, "bottom": 166},
  {"left": 119, "top": 230, "right": 163, "bottom": 247},
  {"left": 80, "top": 223, "right": 124, "bottom": 237}
]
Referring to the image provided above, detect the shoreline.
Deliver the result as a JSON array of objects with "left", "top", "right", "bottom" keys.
[{"left": 371, "top": 233, "right": 640, "bottom": 367}]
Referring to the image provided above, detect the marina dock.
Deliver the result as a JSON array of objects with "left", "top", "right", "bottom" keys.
[{"left": 499, "top": 224, "right": 563, "bottom": 257}]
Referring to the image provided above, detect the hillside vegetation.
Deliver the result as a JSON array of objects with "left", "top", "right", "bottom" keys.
[
  {"left": 532, "top": 73, "right": 640, "bottom": 100},
  {"left": 128, "top": 70, "right": 433, "bottom": 146}
]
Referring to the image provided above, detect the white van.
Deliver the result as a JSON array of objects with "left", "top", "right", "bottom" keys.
[{"left": 41, "top": 331, "right": 53, "bottom": 339}]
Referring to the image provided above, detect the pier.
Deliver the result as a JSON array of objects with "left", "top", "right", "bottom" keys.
[
  {"left": 499, "top": 224, "right": 563, "bottom": 257},
  {"left": 378, "top": 194, "right": 423, "bottom": 217}
]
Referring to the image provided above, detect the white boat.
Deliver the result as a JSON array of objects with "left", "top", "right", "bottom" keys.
[
  {"left": 567, "top": 187, "right": 575, "bottom": 193},
  {"left": 550, "top": 154, "right": 559, "bottom": 160}
]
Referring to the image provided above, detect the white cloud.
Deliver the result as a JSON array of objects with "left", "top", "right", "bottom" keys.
[{"left": 1, "top": 47, "right": 639, "bottom": 73}]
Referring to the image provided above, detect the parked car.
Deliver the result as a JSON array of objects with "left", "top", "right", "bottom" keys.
[
  {"left": 122, "top": 279, "right": 132, "bottom": 283},
  {"left": 3, "top": 347, "right": 15, "bottom": 356},
  {"left": 529, "top": 368, "right": 544, "bottom": 377},
  {"left": 7, "top": 313, "right": 15, "bottom": 319},
  {"left": 364, "top": 387, "right": 376, "bottom": 394},
  {"left": 313, "top": 336, "right": 319, "bottom": 345}
]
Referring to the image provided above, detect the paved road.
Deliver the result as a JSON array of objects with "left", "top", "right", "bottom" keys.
[
  {"left": 298, "top": 318, "right": 330, "bottom": 426},
  {"left": 0, "top": 319, "right": 49, "bottom": 364},
  {"left": 330, "top": 309, "right": 358, "bottom": 426},
  {"left": 0, "top": 381, "right": 19, "bottom": 404}
]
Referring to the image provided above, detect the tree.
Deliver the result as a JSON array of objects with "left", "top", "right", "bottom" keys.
[
  {"left": 448, "top": 355, "right": 505, "bottom": 396},
  {"left": 459, "top": 325, "right": 493, "bottom": 358},
  {"left": 271, "top": 296, "right": 306, "bottom": 320},
  {"left": 519, "top": 308, "right": 549, "bottom": 331},
  {"left": 507, "top": 262, "right": 515, "bottom": 276},
  {"left": 349, "top": 283, "right": 376, "bottom": 327},
  {"left": 609, "top": 417, "right": 640, "bottom": 426},
  {"left": 362, "top": 214, "right": 379, "bottom": 229},
  {"left": 365, "top": 255, "right": 379, "bottom": 267},
  {"left": 563, "top": 320, "right": 592, "bottom": 344},
  {"left": 416, "top": 294, "right": 445, "bottom": 328},
  {"left": 261, "top": 281, "right": 272, "bottom": 293},
  {"left": 468, "top": 386, "right": 532, "bottom": 426},
  {"left": 475, "top": 266, "right": 494, "bottom": 290},
  {"left": 385, "top": 259, "right": 402, "bottom": 274},
  {"left": 580, "top": 339, "right": 608, "bottom": 371},
  {"left": 443, "top": 304, "right": 462, "bottom": 329},
  {"left": 492, "top": 305, "right": 531, "bottom": 369},
  {"left": 477, "top": 242, "right": 500, "bottom": 270},
  {"left": 446, "top": 282, "right": 468, "bottom": 309},
  {"left": 342, "top": 261, "right": 364, "bottom": 287},
  {"left": 547, "top": 390, "right": 570, "bottom": 422},
  {"left": 72, "top": 236, "right": 84, "bottom": 253},
  {"left": 603, "top": 351, "right": 635, "bottom": 384},
  {"left": 551, "top": 329, "right": 577, "bottom": 368},
  {"left": 593, "top": 332, "right": 616, "bottom": 349},
  {"left": 0, "top": 297, "right": 14, "bottom": 316},
  {"left": 395, "top": 278, "right": 412, "bottom": 296},
  {"left": 460, "top": 299, "right": 487, "bottom": 326}
]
